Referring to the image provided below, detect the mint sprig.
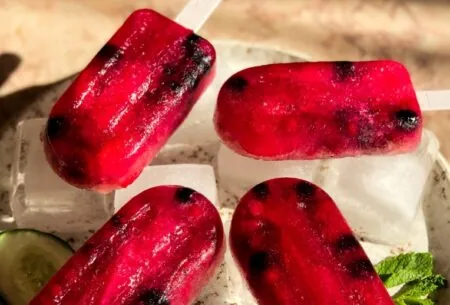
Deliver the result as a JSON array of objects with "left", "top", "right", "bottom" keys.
[
  {"left": 375, "top": 253, "right": 433, "bottom": 288},
  {"left": 375, "top": 252, "right": 447, "bottom": 305},
  {"left": 394, "top": 275, "right": 447, "bottom": 299}
]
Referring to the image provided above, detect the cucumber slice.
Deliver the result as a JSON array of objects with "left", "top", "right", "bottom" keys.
[{"left": 0, "top": 229, "right": 74, "bottom": 305}]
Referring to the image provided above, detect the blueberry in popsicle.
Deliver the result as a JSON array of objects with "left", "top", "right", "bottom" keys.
[
  {"left": 44, "top": 9, "right": 216, "bottom": 192},
  {"left": 230, "top": 178, "right": 394, "bottom": 305},
  {"left": 30, "top": 185, "right": 225, "bottom": 304},
  {"left": 214, "top": 61, "right": 422, "bottom": 160}
]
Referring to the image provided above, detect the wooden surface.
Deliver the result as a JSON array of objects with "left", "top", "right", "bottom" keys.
[{"left": 1, "top": 0, "right": 450, "bottom": 158}]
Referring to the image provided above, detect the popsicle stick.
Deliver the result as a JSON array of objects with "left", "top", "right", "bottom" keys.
[
  {"left": 177, "top": 0, "right": 237, "bottom": 91},
  {"left": 175, "top": 0, "right": 222, "bottom": 32},
  {"left": 417, "top": 90, "right": 450, "bottom": 111}
]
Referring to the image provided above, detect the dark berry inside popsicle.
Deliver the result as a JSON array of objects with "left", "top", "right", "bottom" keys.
[
  {"left": 230, "top": 178, "right": 394, "bottom": 305},
  {"left": 44, "top": 9, "right": 216, "bottom": 192},
  {"left": 30, "top": 186, "right": 224, "bottom": 304},
  {"left": 214, "top": 61, "right": 422, "bottom": 160}
]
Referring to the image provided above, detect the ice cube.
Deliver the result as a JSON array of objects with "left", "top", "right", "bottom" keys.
[
  {"left": 114, "top": 164, "right": 218, "bottom": 211},
  {"left": 154, "top": 142, "right": 219, "bottom": 166},
  {"left": 10, "top": 118, "right": 113, "bottom": 233},
  {"left": 217, "top": 144, "right": 324, "bottom": 199},
  {"left": 320, "top": 130, "right": 439, "bottom": 245}
]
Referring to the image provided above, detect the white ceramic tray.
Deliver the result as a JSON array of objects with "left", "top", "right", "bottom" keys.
[{"left": 0, "top": 41, "right": 449, "bottom": 303}]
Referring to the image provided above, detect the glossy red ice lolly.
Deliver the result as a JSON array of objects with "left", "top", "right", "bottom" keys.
[
  {"left": 230, "top": 178, "right": 394, "bottom": 305},
  {"left": 30, "top": 185, "right": 224, "bottom": 304},
  {"left": 214, "top": 61, "right": 422, "bottom": 160},
  {"left": 44, "top": 9, "right": 216, "bottom": 192}
]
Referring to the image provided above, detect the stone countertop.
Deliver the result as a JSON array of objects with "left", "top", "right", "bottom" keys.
[{"left": 1, "top": 0, "right": 450, "bottom": 158}]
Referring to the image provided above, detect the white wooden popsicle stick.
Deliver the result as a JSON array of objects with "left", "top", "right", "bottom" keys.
[
  {"left": 176, "top": 0, "right": 237, "bottom": 90},
  {"left": 175, "top": 0, "right": 222, "bottom": 32},
  {"left": 417, "top": 90, "right": 450, "bottom": 111}
]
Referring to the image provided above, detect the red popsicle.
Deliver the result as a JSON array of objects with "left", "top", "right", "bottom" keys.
[
  {"left": 44, "top": 9, "right": 216, "bottom": 192},
  {"left": 30, "top": 186, "right": 224, "bottom": 304},
  {"left": 230, "top": 178, "right": 394, "bottom": 305},
  {"left": 214, "top": 61, "right": 422, "bottom": 160}
]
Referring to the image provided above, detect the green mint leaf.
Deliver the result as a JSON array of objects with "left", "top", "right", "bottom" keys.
[
  {"left": 394, "top": 275, "right": 447, "bottom": 299},
  {"left": 394, "top": 299, "right": 407, "bottom": 305},
  {"left": 375, "top": 253, "right": 433, "bottom": 288}
]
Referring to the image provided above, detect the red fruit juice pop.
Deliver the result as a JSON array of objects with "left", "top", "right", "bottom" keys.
[
  {"left": 214, "top": 61, "right": 423, "bottom": 160},
  {"left": 30, "top": 186, "right": 225, "bottom": 304},
  {"left": 44, "top": 1, "right": 221, "bottom": 192},
  {"left": 230, "top": 178, "right": 394, "bottom": 305}
]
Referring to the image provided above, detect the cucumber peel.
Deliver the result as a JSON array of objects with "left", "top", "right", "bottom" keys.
[{"left": 0, "top": 229, "right": 74, "bottom": 305}]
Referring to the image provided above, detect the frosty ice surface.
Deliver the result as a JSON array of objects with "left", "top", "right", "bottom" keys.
[
  {"left": 114, "top": 164, "right": 218, "bottom": 211},
  {"left": 218, "top": 144, "right": 323, "bottom": 198},
  {"left": 320, "top": 130, "right": 439, "bottom": 245},
  {"left": 10, "top": 119, "right": 112, "bottom": 233}
]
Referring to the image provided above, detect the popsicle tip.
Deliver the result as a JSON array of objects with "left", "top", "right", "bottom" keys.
[
  {"left": 129, "top": 8, "right": 159, "bottom": 18},
  {"left": 223, "top": 75, "right": 249, "bottom": 92}
]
